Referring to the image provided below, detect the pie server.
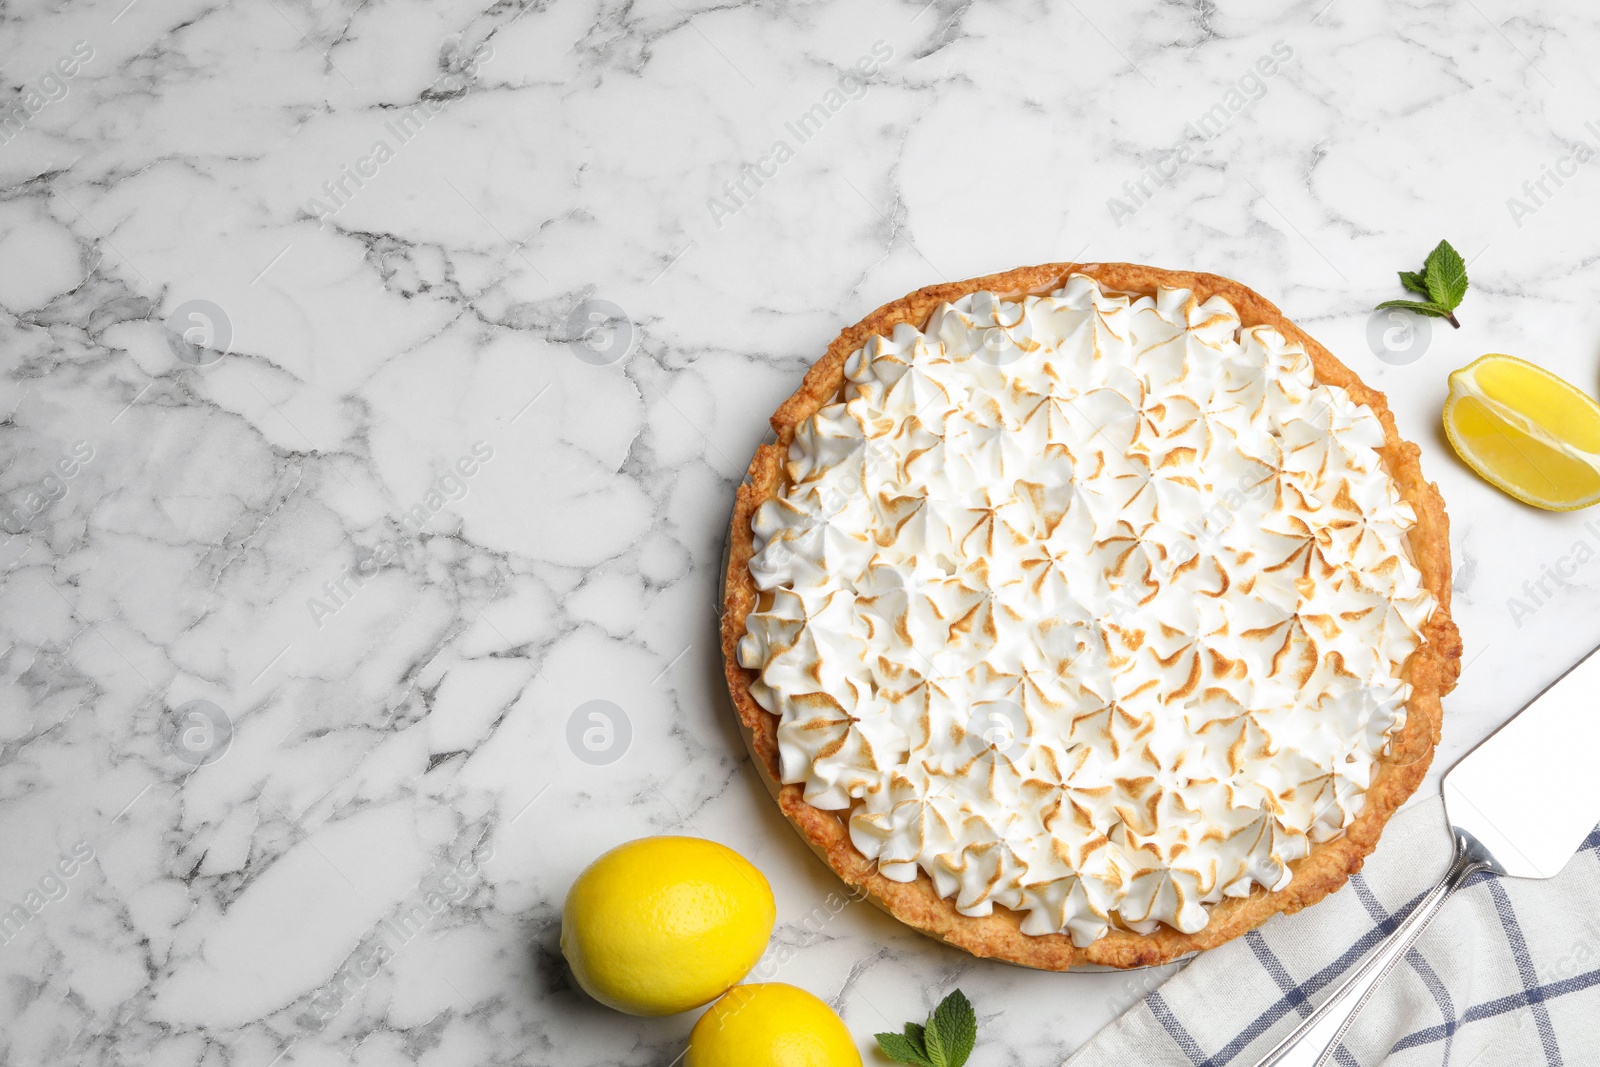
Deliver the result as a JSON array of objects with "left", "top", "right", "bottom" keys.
[{"left": 1253, "top": 639, "right": 1600, "bottom": 1067}]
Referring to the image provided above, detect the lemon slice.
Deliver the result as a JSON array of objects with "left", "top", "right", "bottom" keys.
[{"left": 1443, "top": 354, "right": 1600, "bottom": 511}]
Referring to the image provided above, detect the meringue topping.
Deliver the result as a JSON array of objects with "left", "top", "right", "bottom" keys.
[{"left": 736, "top": 275, "right": 1436, "bottom": 945}]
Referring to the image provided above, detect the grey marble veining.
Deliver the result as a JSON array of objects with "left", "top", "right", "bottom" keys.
[{"left": 3, "top": 1, "right": 1600, "bottom": 1065}]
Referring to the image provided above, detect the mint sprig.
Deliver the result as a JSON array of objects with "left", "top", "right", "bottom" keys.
[
  {"left": 1375, "top": 239, "right": 1468, "bottom": 328},
  {"left": 875, "top": 990, "right": 977, "bottom": 1067}
]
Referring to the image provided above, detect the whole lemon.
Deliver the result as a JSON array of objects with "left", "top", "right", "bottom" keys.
[
  {"left": 686, "top": 983, "right": 862, "bottom": 1067},
  {"left": 561, "top": 836, "right": 775, "bottom": 1016}
]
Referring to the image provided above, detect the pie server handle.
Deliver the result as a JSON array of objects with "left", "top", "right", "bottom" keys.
[{"left": 1249, "top": 830, "right": 1492, "bottom": 1067}]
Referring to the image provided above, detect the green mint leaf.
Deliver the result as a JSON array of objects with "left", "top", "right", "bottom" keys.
[
  {"left": 923, "top": 1012, "right": 949, "bottom": 1067},
  {"left": 1378, "top": 241, "right": 1469, "bottom": 327},
  {"left": 875, "top": 1032, "right": 934, "bottom": 1066},
  {"left": 931, "top": 990, "right": 977, "bottom": 1067},
  {"left": 1375, "top": 299, "right": 1450, "bottom": 317},
  {"left": 1398, "top": 270, "right": 1430, "bottom": 297},
  {"left": 1422, "top": 239, "right": 1468, "bottom": 311},
  {"left": 880, "top": 991, "right": 979, "bottom": 1067}
]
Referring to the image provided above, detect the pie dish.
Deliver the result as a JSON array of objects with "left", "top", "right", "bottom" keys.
[{"left": 720, "top": 262, "right": 1461, "bottom": 969}]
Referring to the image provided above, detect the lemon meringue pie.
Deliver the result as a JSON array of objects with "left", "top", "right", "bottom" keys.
[{"left": 721, "top": 263, "right": 1460, "bottom": 969}]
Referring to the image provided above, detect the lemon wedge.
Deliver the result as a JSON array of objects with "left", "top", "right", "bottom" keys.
[{"left": 1443, "top": 354, "right": 1600, "bottom": 511}]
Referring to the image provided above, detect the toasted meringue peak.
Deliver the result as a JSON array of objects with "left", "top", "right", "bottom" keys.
[{"left": 737, "top": 274, "right": 1437, "bottom": 945}]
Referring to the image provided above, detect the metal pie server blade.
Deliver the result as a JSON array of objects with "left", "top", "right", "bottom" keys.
[
  {"left": 1257, "top": 638, "right": 1600, "bottom": 1067},
  {"left": 1443, "top": 639, "right": 1600, "bottom": 879}
]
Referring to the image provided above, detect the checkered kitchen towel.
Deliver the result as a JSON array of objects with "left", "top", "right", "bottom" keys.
[{"left": 1065, "top": 797, "right": 1600, "bottom": 1066}]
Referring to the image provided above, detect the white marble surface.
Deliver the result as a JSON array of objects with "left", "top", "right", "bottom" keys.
[{"left": 3, "top": 2, "right": 1600, "bottom": 1065}]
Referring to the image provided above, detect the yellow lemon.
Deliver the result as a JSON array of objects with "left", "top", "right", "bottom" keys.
[
  {"left": 686, "top": 983, "right": 862, "bottom": 1067},
  {"left": 561, "top": 836, "right": 775, "bottom": 1016},
  {"left": 1443, "top": 354, "right": 1600, "bottom": 511}
]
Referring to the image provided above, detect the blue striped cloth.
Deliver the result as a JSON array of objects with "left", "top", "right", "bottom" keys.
[{"left": 1065, "top": 797, "right": 1600, "bottom": 1066}]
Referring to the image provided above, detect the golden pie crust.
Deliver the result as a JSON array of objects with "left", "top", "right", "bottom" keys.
[{"left": 720, "top": 262, "right": 1461, "bottom": 970}]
